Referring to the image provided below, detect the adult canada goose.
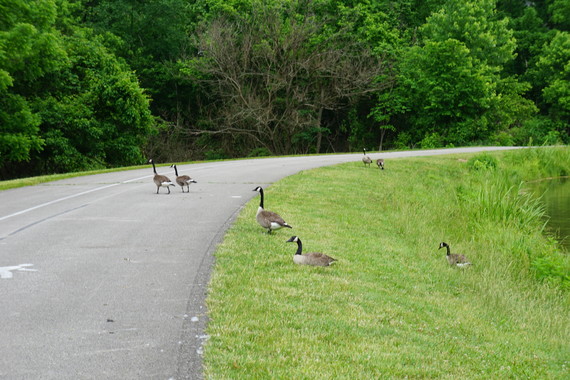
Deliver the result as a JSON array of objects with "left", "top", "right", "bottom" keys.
[
  {"left": 362, "top": 148, "right": 372, "bottom": 167},
  {"left": 170, "top": 164, "right": 197, "bottom": 193},
  {"left": 439, "top": 242, "right": 472, "bottom": 267},
  {"left": 286, "top": 236, "right": 336, "bottom": 266},
  {"left": 376, "top": 158, "right": 385, "bottom": 170},
  {"left": 252, "top": 186, "right": 292, "bottom": 233},
  {"left": 148, "top": 159, "right": 175, "bottom": 194}
]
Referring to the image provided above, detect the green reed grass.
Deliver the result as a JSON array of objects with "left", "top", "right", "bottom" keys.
[{"left": 203, "top": 147, "right": 570, "bottom": 379}]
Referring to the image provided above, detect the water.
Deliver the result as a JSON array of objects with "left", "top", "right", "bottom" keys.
[{"left": 534, "top": 178, "right": 570, "bottom": 250}]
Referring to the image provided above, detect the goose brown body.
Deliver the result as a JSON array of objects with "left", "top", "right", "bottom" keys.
[
  {"left": 253, "top": 186, "right": 292, "bottom": 233},
  {"left": 362, "top": 148, "right": 372, "bottom": 167},
  {"left": 376, "top": 158, "right": 384, "bottom": 170},
  {"left": 286, "top": 236, "right": 336, "bottom": 266},
  {"left": 149, "top": 159, "right": 175, "bottom": 194},
  {"left": 171, "top": 164, "right": 197, "bottom": 192},
  {"left": 439, "top": 242, "right": 472, "bottom": 267}
]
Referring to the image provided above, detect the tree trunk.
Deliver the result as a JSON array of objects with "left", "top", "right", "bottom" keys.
[
  {"left": 316, "top": 106, "right": 324, "bottom": 154},
  {"left": 378, "top": 128, "right": 386, "bottom": 151}
]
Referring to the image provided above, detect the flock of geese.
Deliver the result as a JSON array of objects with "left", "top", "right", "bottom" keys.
[
  {"left": 148, "top": 155, "right": 472, "bottom": 268},
  {"left": 148, "top": 159, "right": 197, "bottom": 194}
]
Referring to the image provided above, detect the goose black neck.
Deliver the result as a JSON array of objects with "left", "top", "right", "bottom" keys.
[
  {"left": 444, "top": 244, "right": 451, "bottom": 256},
  {"left": 258, "top": 188, "right": 264, "bottom": 209},
  {"left": 173, "top": 165, "right": 179, "bottom": 176},
  {"left": 151, "top": 161, "right": 157, "bottom": 174},
  {"left": 295, "top": 239, "right": 303, "bottom": 255}
]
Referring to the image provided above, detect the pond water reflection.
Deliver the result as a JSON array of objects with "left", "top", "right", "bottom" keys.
[{"left": 532, "top": 178, "right": 570, "bottom": 251}]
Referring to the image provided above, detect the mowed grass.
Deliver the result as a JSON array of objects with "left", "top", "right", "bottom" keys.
[{"left": 204, "top": 150, "right": 570, "bottom": 379}]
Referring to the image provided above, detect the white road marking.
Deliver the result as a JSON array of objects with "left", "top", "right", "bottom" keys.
[
  {"left": 0, "top": 174, "right": 152, "bottom": 222},
  {"left": 0, "top": 264, "right": 37, "bottom": 279}
]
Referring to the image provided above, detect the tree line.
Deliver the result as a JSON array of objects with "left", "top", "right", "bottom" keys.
[{"left": 1, "top": 0, "right": 568, "bottom": 179}]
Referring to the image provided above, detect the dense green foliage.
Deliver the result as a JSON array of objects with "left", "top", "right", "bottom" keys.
[
  {"left": 1, "top": 0, "right": 154, "bottom": 178},
  {"left": 1, "top": 0, "right": 569, "bottom": 178}
]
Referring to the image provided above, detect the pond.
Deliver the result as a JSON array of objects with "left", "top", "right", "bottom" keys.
[{"left": 532, "top": 178, "right": 570, "bottom": 251}]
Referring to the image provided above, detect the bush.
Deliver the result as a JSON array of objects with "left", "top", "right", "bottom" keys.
[
  {"left": 511, "top": 117, "right": 568, "bottom": 146},
  {"left": 419, "top": 132, "right": 443, "bottom": 148},
  {"left": 467, "top": 153, "right": 498, "bottom": 171},
  {"left": 247, "top": 147, "right": 272, "bottom": 157},
  {"left": 489, "top": 131, "right": 515, "bottom": 146},
  {"left": 204, "top": 149, "right": 228, "bottom": 160}
]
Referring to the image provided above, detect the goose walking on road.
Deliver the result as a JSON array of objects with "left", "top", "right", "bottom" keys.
[
  {"left": 171, "top": 164, "right": 197, "bottom": 193},
  {"left": 148, "top": 159, "right": 175, "bottom": 194}
]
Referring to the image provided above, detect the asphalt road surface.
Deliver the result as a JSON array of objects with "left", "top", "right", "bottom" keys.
[{"left": 0, "top": 147, "right": 522, "bottom": 379}]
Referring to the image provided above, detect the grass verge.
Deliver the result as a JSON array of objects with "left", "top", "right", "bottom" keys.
[{"left": 204, "top": 147, "right": 570, "bottom": 379}]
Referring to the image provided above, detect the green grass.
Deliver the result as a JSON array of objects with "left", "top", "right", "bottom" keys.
[{"left": 204, "top": 148, "right": 570, "bottom": 379}]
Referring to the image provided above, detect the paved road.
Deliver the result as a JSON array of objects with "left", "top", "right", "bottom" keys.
[{"left": 0, "top": 147, "right": 521, "bottom": 379}]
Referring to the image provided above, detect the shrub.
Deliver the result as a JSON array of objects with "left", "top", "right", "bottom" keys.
[
  {"left": 419, "top": 132, "right": 443, "bottom": 148},
  {"left": 467, "top": 153, "right": 498, "bottom": 171},
  {"left": 247, "top": 147, "right": 272, "bottom": 157}
]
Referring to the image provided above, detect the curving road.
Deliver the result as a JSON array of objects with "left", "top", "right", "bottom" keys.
[{"left": 0, "top": 147, "right": 521, "bottom": 379}]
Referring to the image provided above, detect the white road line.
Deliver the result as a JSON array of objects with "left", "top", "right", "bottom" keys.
[{"left": 0, "top": 174, "right": 152, "bottom": 222}]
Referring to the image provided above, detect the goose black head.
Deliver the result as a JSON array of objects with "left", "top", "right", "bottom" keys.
[
  {"left": 439, "top": 242, "right": 448, "bottom": 249},
  {"left": 286, "top": 236, "right": 299, "bottom": 243},
  {"left": 253, "top": 186, "right": 263, "bottom": 192}
]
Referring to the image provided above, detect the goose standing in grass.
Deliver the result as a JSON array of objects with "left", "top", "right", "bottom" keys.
[
  {"left": 253, "top": 186, "right": 292, "bottom": 233},
  {"left": 439, "top": 242, "right": 472, "bottom": 267},
  {"left": 148, "top": 159, "right": 175, "bottom": 194},
  {"left": 376, "top": 158, "right": 384, "bottom": 170},
  {"left": 170, "top": 164, "right": 197, "bottom": 193},
  {"left": 286, "top": 236, "right": 336, "bottom": 266},
  {"left": 362, "top": 148, "right": 372, "bottom": 167}
]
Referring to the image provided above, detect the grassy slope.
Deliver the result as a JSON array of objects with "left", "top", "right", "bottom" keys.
[{"left": 204, "top": 148, "right": 569, "bottom": 379}]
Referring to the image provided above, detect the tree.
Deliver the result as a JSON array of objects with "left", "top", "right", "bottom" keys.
[
  {"left": 32, "top": 30, "right": 155, "bottom": 173},
  {"left": 183, "top": 1, "right": 392, "bottom": 155},
  {"left": 81, "top": 0, "right": 196, "bottom": 124},
  {"left": 391, "top": 0, "right": 536, "bottom": 146},
  {"left": 398, "top": 40, "right": 496, "bottom": 145},
  {"left": 1, "top": 0, "right": 155, "bottom": 178},
  {"left": 548, "top": 0, "right": 570, "bottom": 30},
  {"left": 534, "top": 31, "right": 570, "bottom": 136},
  {"left": 0, "top": 0, "right": 66, "bottom": 168}
]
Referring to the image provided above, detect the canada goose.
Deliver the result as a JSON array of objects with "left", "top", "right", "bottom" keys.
[
  {"left": 286, "top": 236, "right": 336, "bottom": 266},
  {"left": 362, "top": 148, "right": 372, "bottom": 167},
  {"left": 376, "top": 158, "right": 385, "bottom": 170},
  {"left": 170, "top": 164, "right": 197, "bottom": 193},
  {"left": 439, "top": 242, "right": 472, "bottom": 267},
  {"left": 148, "top": 159, "right": 175, "bottom": 194},
  {"left": 252, "top": 186, "right": 292, "bottom": 233}
]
